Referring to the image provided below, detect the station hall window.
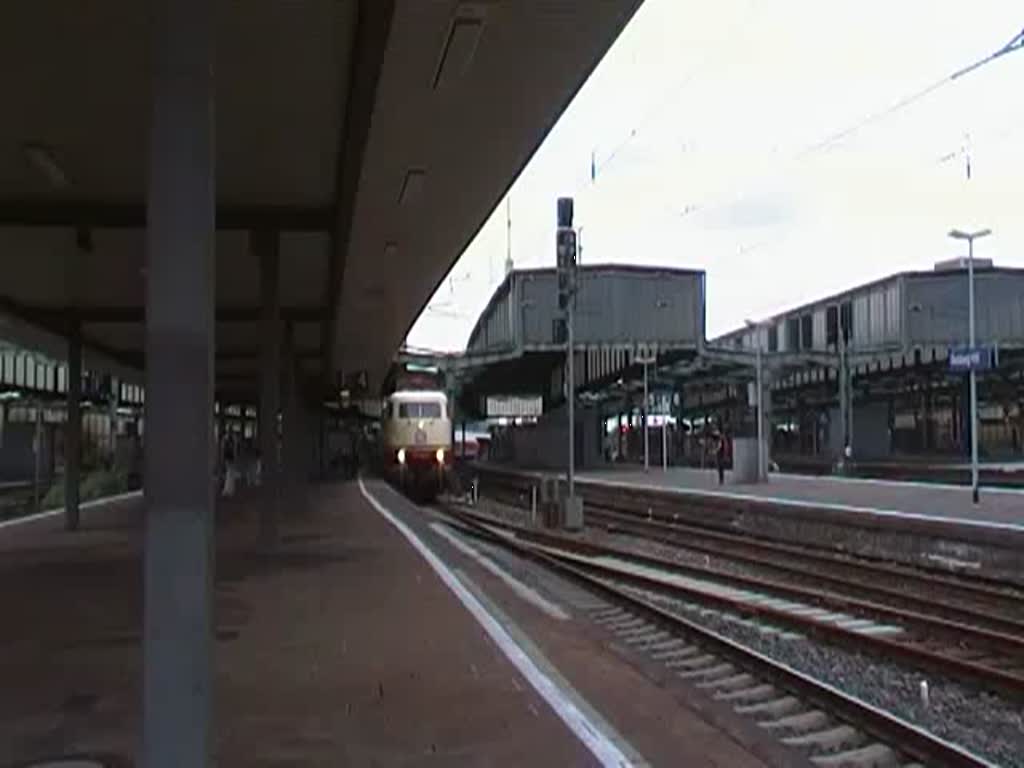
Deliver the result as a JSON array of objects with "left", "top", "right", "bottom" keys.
[
  {"left": 826, "top": 306, "right": 839, "bottom": 347},
  {"left": 785, "top": 317, "right": 800, "bottom": 351}
]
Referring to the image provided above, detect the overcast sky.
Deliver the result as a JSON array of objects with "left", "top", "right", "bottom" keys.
[{"left": 407, "top": 0, "right": 1024, "bottom": 351}]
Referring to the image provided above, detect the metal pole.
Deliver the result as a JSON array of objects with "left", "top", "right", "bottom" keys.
[
  {"left": 66, "top": 327, "right": 82, "bottom": 530},
  {"left": 968, "top": 236, "right": 979, "bottom": 503},
  {"left": 838, "top": 326, "right": 848, "bottom": 462},
  {"left": 846, "top": 355, "right": 854, "bottom": 459},
  {"left": 257, "top": 228, "right": 280, "bottom": 546},
  {"left": 643, "top": 361, "right": 649, "bottom": 472},
  {"left": 661, "top": 416, "right": 668, "bottom": 472},
  {"left": 567, "top": 291, "right": 575, "bottom": 497},
  {"left": 33, "top": 402, "right": 42, "bottom": 513},
  {"left": 756, "top": 343, "right": 764, "bottom": 481},
  {"left": 281, "top": 326, "right": 299, "bottom": 496},
  {"left": 109, "top": 377, "right": 119, "bottom": 469}
]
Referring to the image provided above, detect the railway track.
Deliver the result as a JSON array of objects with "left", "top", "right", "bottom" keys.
[
  {"left": 439, "top": 505, "right": 997, "bottom": 768},
  {"left": 586, "top": 507, "right": 1024, "bottom": 631},
  {"left": 456, "top": 506, "right": 1024, "bottom": 698},
  {"left": 477, "top": 471, "right": 1024, "bottom": 628}
]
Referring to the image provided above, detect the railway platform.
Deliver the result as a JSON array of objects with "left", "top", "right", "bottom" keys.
[
  {"left": 0, "top": 479, "right": 777, "bottom": 767},
  {"left": 579, "top": 466, "right": 1024, "bottom": 529}
]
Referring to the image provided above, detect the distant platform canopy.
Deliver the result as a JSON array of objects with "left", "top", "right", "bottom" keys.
[
  {"left": 716, "top": 264, "right": 1024, "bottom": 360},
  {"left": 452, "top": 264, "right": 706, "bottom": 416},
  {"left": 677, "top": 263, "right": 1024, "bottom": 421}
]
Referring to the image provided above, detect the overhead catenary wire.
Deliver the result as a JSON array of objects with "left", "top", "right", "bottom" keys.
[
  {"left": 481, "top": 1, "right": 770, "bottom": 282},
  {"left": 537, "top": 24, "right": 1024, "bottom": 279},
  {"left": 599, "top": 24, "right": 1024, "bottom": 286},
  {"left": 799, "top": 26, "right": 1023, "bottom": 158},
  {"left": 423, "top": 22, "right": 1024, "bottom": 340},
  {"left": 674, "top": 24, "right": 1024, "bottom": 228}
]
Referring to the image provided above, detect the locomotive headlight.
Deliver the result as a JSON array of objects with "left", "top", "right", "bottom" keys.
[
  {"left": 397, "top": 448, "right": 406, "bottom": 465},
  {"left": 436, "top": 448, "right": 445, "bottom": 464}
]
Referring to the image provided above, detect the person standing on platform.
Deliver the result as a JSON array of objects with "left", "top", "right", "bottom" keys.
[{"left": 715, "top": 431, "right": 727, "bottom": 485}]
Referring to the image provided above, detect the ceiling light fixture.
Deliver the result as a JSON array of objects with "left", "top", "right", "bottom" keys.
[
  {"left": 432, "top": 4, "right": 487, "bottom": 90},
  {"left": 22, "top": 143, "right": 72, "bottom": 189},
  {"left": 398, "top": 169, "right": 426, "bottom": 206},
  {"left": 75, "top": 226, "right": 94, "bottom": 253}
]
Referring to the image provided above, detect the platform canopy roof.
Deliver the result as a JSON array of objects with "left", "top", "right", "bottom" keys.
[{"left": 0, "top": 0, "right": 642, "bottom": 401}]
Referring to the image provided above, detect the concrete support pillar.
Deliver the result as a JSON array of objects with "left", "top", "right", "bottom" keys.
[
  {"left": 950, "top": 392, "right": 958, "bottom": 447},
  {"left": 142, "top": 0, "right": 215, "bottom": 764},
  {"left": 281, "top": 329, "right": 301, "bottom": 496},
  {"left": 215, "top": 403, "right": 225, "bottom": 478},
  {"left": 794, "top": 399, "right": 802, "bottom": 454},
  {"left": 297, "top": 397, "right": 313, "bottom": 484},
  {"left": 309, "top": 405, "right": 320, "bottom": 480},
  {"left": 32, "top": 402, "right": 43, "bottom": 514},
  {"left": 65, "top": 325, "right": 82, "bottom": 531},
  {"left": 887, "top": 395, "right": 896, "bottom": 454},
  {"left": 303, "top": 394, "right": 316, "bottom": 483},
  {"left": 307, "top": 404, "right": 318, "bottom": 481},
  {"left": 316, "top": 407, "right": 325, "bottom": 479},
  {"left": 924, "top": 386, "right": 934, "bottom": 452},
  {"left": 256, "top": 229, "right": 280, "bottom": 545}
]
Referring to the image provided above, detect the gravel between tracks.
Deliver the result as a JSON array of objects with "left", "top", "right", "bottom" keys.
[{"left": 630, "top": 586, "right": 1024, "bottom": 767}]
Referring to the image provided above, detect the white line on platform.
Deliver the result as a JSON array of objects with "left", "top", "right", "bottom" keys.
[
  {"left": 781, "top": 471, "right": 1024, "bottom": 496},
  {"left": 0, "top": 490, "right": 142, "bottom": 531},
  {"left": 429, "top": 521, "right": 569, "bottom": 620},
  {"left": 358, "top": 477, "right": 634, "bottom": 768},
  {"left": 577, "top": 475, "right": 1024, "bottom": 533}
]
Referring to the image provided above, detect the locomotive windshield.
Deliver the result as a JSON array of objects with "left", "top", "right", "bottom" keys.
[{"left": 397, "top": 401, "right": 443, "bottom": 419}]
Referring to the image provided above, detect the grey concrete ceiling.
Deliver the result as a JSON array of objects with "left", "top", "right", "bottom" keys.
[{"left": 0, "top": 0, "right": 643, "bottom": 400}]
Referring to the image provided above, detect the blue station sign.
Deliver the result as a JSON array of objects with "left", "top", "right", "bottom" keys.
[{"left": 949, "top": 346, "right": 998, "bottom": 372}]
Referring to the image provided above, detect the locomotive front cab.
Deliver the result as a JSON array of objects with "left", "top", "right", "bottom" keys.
[{"left": 384, "top": 391, "right": 451, "bottom": 499}]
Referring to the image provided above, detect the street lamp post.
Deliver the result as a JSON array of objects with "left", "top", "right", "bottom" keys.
[{"left": 948, "top": 227, "right": 991, "bottom": 504}]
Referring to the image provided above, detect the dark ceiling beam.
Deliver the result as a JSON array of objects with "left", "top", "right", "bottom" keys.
[
  {"left": 0, "top": 200, "right": 333, "bottom": 232},
  {"left": 0, "top": 295, "right": 144, "bottom": 372},
  {"left": 13, "top": 305, "right": 323, "bottom": 324},
  {"left": 322, "top": 0, "right": 396, "bottom": 391},
  {"left": 217, "top": 346, "right": 321, "bottom": 361}
]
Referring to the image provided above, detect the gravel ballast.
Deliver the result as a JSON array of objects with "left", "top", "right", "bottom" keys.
[{"left": 631, "top": 586, "right": 1024, "bottom": 767}]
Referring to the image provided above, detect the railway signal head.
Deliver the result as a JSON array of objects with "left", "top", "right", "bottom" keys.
[
  {"left": 556, "top": 227, "right": 577, "bottom": 310},
  {"left": 557, "top": 196, "right": 574, "bottom": 228}
]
